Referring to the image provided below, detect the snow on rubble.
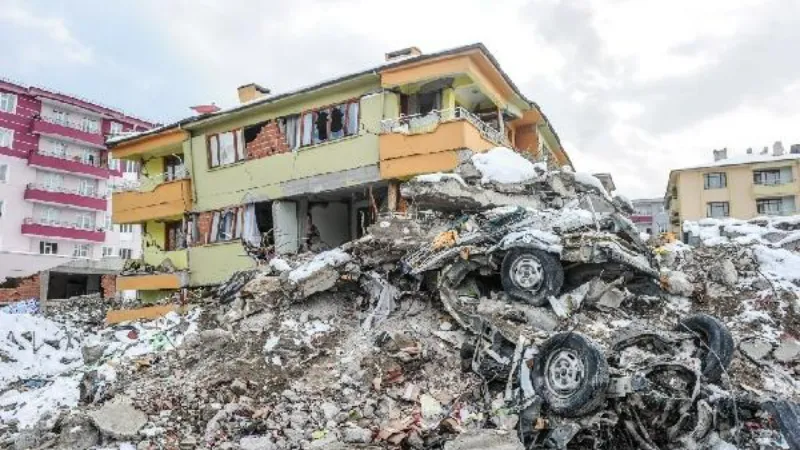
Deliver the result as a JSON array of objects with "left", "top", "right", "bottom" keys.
[
  {"left": 287, "top": 248, "right": 351, "bottom": 283},
  {"left": 470, "top": 146, "right": 545, "bottom": 184}
]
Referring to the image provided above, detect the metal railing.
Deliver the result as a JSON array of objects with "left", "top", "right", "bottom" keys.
[
  {"left": 28, "top": 183, "right": 107, "bottom": 199},
  {"left": 39, "top": 115, "right": 101, "bottom": 134},
  {"left": 380, "top": 107, "right": 511, "bottom": 148},
  {"left": 111, "top": 166, "right": 190, "bottom": 193},
  {"left": 24, "top": 217, "right": 106, "bottom": 232},
  {"left": 36, "top": 150, "right": 104, "bottom": 168}
]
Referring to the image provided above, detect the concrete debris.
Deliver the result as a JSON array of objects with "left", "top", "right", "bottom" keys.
[
  {"left": 88, "top": 397, "right": 147, "bottom": 439},
  {"left": 5, "top": 159, "right": 800, "bottom": 450}
]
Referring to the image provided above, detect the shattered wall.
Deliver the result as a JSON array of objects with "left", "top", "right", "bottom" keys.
[
  {"left": 245, "top": 120, "right": 290, "bottom": 159},
  {"left": 101, "top": 275, "right": 116, "bottom": 299},
  {"left": 0, "top": 274, "right": 40, "bottom": 303}
]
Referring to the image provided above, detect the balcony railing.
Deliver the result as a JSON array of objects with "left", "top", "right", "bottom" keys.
[
  {"left": 27, "top": 183, "right": 106, "bottom": 199},
  {"left": 39, "top": 115, "right": 101, "bottom": 135},
  {"left": 112, "top": 166, "right": 190, "bottom": 193},
  {"left": 21, "top": 217, "right": 106, "bottom": 242},
  {"left": 29, "top": 151, "right": 111, "bottom": 179},
  {"left": 380, "top": 107, "right": 511, "bottom": 148}
]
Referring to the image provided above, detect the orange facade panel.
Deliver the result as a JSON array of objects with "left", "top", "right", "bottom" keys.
[
  {"left": 106, "top": 304, "right": 189, "bottom": 325},
  {"left": 116, "top": 273, "right": 185, "bottom": 291},
  {"left": 112, "top": 179, "right": 192, "bottom": 224},
  {"left": 110, "top": 128, "right": 189, "bottom": 159},
  {"left": 379, "top": 121, "right": 496, "bottom": 179}
]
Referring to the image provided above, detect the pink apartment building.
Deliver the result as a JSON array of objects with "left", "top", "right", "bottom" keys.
[{"left": 0, "top": 77, "right": 154, "bottom": 293}]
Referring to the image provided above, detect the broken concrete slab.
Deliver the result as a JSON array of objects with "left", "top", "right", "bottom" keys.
[
  {"left": 774, "top": 339, "right": 800, "bottom": 363},
  {"left": 87, "top": 397, "right": 146, "bottom": 439},
  {"left": 239, "top": 435, "right": 276, "bottom": 450},
  {"left": 401, "top": 177, "right": 543, "bottom": 212},
  {"left": 661, "top": 270, "right": 694, "bottom": 296},
  {"left": 710, "top": 258, "right": 738, "bottom": 286},
  {"left": 443, "top": 430, "right": 525, "bottom": 450},
  {"left": 740, "top": 338, "right": 773, "bottom": 361}
]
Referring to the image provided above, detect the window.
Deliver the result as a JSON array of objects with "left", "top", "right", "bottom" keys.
[
  {"left": 165, "top": 220, "right": 184, "bottom": 251},
  {"left": 757, "top": 197, "right": 795, "bottom": 215},
  {"left": 164, "top": 155, "right": 185, "bottom": 181},
  {"left": 0, "top": 128, "right": 13, "bottom": 148},
  {"left": 39, "top": 242, "right": 58, "bottom": 255},
  {"left": 75, "top": 212, "right": 95, "bottom": 229},
  {"left": 704, "top": 172, "right": 727, "bottom": 189},
  {"left": 108, "top": 157, "right": 121, "bottom": 171},
  {"left": 0, "top": 93, "right": 17, "bottom": 113},
  {"left": 104, "top": 214, "right": 112, "bottom": 231},
  {"left": 119, "top": 223, "right": 134, "bottom": 233},
  {"left": 0, "top": 200, "right": 4, "bottom": 219},
  {"left": 81, "top": 116, "right": 99, "bottom": 133},
  {"left": 280, "top": 115, "right": 301, "bottom": 150},
  {"left": 78, "top": 178, "right": 96, "bottom": 196},
  {"left": 51, "top": 109, "right": 69, "bottom": 125},
  {"left": 123, "top": 160, "right": 139, "bottom": 174},
  {"left": 118, "top": 248, "right": 133, "bottom": 259},
  {"left": 41, "top": 207, "right": 60, "bottom": 224},
  {"left": 81, "top": 149, "right": 97, "bottom": 166},
  {"left": 43, "top": 173, "right": 63, "bottom": 190},
  {"left": 0, "top": 164, "right": 8, "bottom": 183},
  {"left": 208, "top": 129, "right": 245, "bottom": 168},
  {"left": 51, "top": 141, "right": 67, "bottom": 157},
  {"left": 706, "top": 202, "right": 730, "bottom": 218},
  {"left": 205, "top": 207, "right": 244, "bottom": 243},
  {"left": 102, "top": 246, "right": 115, "bottom": 258},
  {"left": 72, "top": 244, "right": 90, "bottom": 258},
  {"left": 109, "top": 122, "right": 123, "bottom": 135},
  {"left": 753, "top": 168, "right": 791, "bottom": 186},
  {"left": 299, "top": 100, "right": 359, "bottom": 148}
]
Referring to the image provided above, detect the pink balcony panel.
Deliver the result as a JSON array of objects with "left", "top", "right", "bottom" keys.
[
  {"left": 21, "top": 220, "right": 105, "bottom": 243},
  {"left": 24, "top": 185, "right": 107, "bottom": 211},
  {"left": 631, "top": 215, "right": 653, "bottom": 224},
  {"left": 31, "top": 118, "right": 105, "bottom": 148},
  {"left": 28, "top": 152, "right": 110, "bottom": 179}
]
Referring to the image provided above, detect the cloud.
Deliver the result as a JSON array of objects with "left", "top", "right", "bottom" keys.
[{"left": 0, "top": 1, "right": 93, "bottom": 67}]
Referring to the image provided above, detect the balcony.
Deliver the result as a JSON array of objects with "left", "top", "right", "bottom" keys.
[
  {"left": 21, "top": 218, "right": 105, "bottom": 242},
  {"left": 24, "top": 184, "right": 107, "bottom": 211},
  {"left": 116, "top": 271, "right": 189, "bottom": 291},
  {"left": 28, "top": 151, "right": 111, "bottom": 180},
  {"left": 112, "top": 177, "right": 192, "bottom": 224},
  {"left": 31, "top": 116, "right": 105, "bottom": 148},
  {"left": 752, "top": 179, "right": 797, "bottom": 197},
  {"left": 379, "top": 107, "right": 511, "bottom": 179}
]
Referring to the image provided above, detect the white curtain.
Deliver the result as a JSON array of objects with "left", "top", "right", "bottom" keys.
[
  {"left": 209, "top": 212, "right": 220, "bottom": 243},
  {"left": 209, "top": 135, "right": 220, "bottom": 167},
  {"left": 242, "top": 204, "right": 261, "bottom": 245},
  {"left": 347, "top": 101, "right": 359, "bottom": 135},
  {"left": 235, "top": 129, "right": 246, "bottom": 161},
  {"left": 235, "top": 207, "right": 244, "bottom": 239},
  {"left": 219, "top": 132, "right": 236, "bottom": 165},
  {"left": 301, "top": 113, "right": 313, "bottom": 146}
]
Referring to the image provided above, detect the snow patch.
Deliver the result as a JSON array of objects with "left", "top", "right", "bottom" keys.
[
  {"left": 470, "top": 147, "right": 538, "bottom": 184},
  {"left": 413, "top": 172, "right": 468, "bottom": 186}
]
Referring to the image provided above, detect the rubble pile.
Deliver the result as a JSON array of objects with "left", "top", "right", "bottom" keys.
[
  {"left": 2, "top": 148, "right": 800, "bottom": 449},
  {"left": 43, "top": 293, "right": 109, "bottom": 330}
]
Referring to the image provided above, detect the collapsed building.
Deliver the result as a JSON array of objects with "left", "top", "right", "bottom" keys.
[
  {"left": 2, "top": 147, "right": 799, "bottom": 450},
  {"left": 106, "top": 43, "right": 572, "bottom": 303}
]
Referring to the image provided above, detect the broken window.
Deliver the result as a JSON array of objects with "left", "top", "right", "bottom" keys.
[
  {"left": 280, "top": 115, "right": 301, "bottom": 150},
  {"left": 298, "top": 99, "right": 360, "bottom": 147},
  {"left": 400, "top": 91, "right": 441, "bottom": 116},
  {"left": 313, "top": 109, "right": 329, "bottom": 144},
  {"left": 164, "top": 155, "right": 185, "bottom": 181},
  {"left": 703, "top": 172, "right": 727, "bottom": 189},
  {"left": 164, "top": 220, "right": 184, "bottom": 251},
  {"left": 706, "top": 202, "right": 729, "bottom": 218},
  {"left": 208, "top": 129, "right": 245, "bottom": 168}
]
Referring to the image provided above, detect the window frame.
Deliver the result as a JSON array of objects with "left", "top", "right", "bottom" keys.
[
  {"left": 72, "top": 243, "right": 90, "bottom": 258},
  {"left": 75, "top": 211, "right": 95, "bottom": 230},
  {"left": 0, "top": 93, "right": 17, "bottom": 114},
  {"left": 120, "top": 223, "right": 134, "bottom": 233},
  {"left": 207, "top": 129, "right": 245, "bottom": 168},
  {"left": 297, "top": 98, "right": 360, "bottom": 149},
  {"left": 164, "top": 220, "right": 184, "bottom": 251},
  {"left": 118, "top": 248, "right": 133, "bottom": 259},
  {"left": 703, "top": 172, "right": 727, "bottom": 190},
  {"left": 706, "top": 201, "right": 730, "bottom": 218},
  {"left": 109, "top": 121, "right": 123, "bottom": 135},
  {"left": 0, "top": 163, "right": 8, "bottom": 183},
  {"left": 0, "top": 127, "right": 14, "bottom": 149},
  {"left": 0, "top": 199, "right": 4, "bottom": 219},
  {"left": 102, "top": 246, "right": 115, "bottom": 258},
  {"left": 39, "top": 241, "right": 58, "bottom": 255},
  {"left": 753, "top": 169, "right": 784, "bottom": 186}
]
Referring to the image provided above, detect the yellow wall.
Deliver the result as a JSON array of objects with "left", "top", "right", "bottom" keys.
[
  {"left": 117, "top": 273, "right": 184, "bottom": 290},
  {"left": 186, "top": 82, "right": 382, "bottom": 212},
  {"left": 112, "top": 179, "right": 193, "bottom": 224},
  {"left": 671, "top": 159, "right": 800, "bottom": 230},
  {"left": 110, "top": 129, "right": 189, "bottom": 159},
  {"left": 188, "top": 241, "right": 256, "bottom": 286},
  {"left": 142, "top": 219, "right": 189, "bottom": 270}
]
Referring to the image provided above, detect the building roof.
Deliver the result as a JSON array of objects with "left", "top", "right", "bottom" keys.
[
  {"left": 108, "top": 43, "right": 566, "bottom": 153},
  {"left": 671, "top": 152, "right": 800, "bottom": 172}
]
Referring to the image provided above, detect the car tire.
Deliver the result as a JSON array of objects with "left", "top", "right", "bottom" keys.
[
  {"left": 501, "top": 248, "right": 564, "bottom": 306},
  {"left": 531, "top": 332, "right": 609, "bottom": 417},
  {"left": 676, "top": 314, "right": 734, "bottom": 382}
]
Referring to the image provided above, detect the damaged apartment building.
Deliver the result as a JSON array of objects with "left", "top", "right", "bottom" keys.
[{"left": 107, "top": 43, "right": 573, "bottom": 301}]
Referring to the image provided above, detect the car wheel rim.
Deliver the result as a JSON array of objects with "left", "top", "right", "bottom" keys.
[
  {"left": 545, "top": 349, "right": 585, "bottom": 398},
  {"left": 510, "top": 256, "right": 544, "bottom": 291}
]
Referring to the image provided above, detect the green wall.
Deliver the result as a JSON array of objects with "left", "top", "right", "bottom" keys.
[
  {"left": 142, "top": 219, "right": 189, "bottom": 270},
  {"left": 188, "top": 241, "right": 256, "bottom": 286},
  {"left": 185, "top": 78, "right": 384, "bottom": 212}
]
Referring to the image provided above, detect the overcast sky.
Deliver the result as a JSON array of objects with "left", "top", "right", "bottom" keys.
[{"left": 3, "top": 0, "right": 800, "bottom": 198}]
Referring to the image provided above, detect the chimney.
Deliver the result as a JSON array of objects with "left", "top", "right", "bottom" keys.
[
  {"left": 190, "top": 104, "right": 221, "bottom": 115},
  {"left": 385, "top": 46, "right": 423, "bottom": 62},
  {"left": 712, "top": 148, "right": 727, "bottom": 162},
  {"left": 773, "top": 140, "right": 785, "bottom": 156},
  {"left": 791, "top": 144, "right": 800, "bottom": 154},
  {"left": 746, "top": 147, "right": 753, "bottom": 154},
  {"left": 237, "top": 83, "right": 271, "bottom": 104},
  {"left": 761, "top": 146, "right": 769, "bottom": 155}
]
